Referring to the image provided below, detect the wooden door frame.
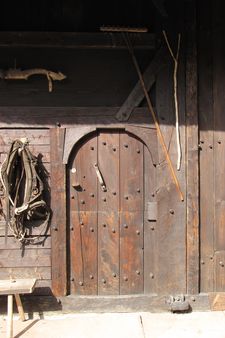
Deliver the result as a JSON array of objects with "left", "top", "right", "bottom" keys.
[{"left": 50, "top": 124, "right": 156, "bottom": 296}]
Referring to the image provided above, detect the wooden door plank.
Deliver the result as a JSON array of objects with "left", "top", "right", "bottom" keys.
[
  {"left": 120, "top": 132, "right": 144, "bottom": 294},
  {"left": 198, "top": 0, "right": 214, "bottom": 292},
  {"left": 70, "top": 134, "right": 98, "bottom": 295},
  {"left": 98, "top": 212, "right": 119, "bottom": 295},
  {"left": 97, "top": 131, "right": 120, "bottom": 295},
  {"left": 70, "top": 211, "right": 98, "bottom": 295},
  {"left": 50, "top": 127, "right": 67, "bottom": 296},
  {"left": 120, "top": 212, "right": 143, "bottom": 295},
  {"left": 186, "top": 0, "right": 199, "bottom": 294},
  {"left": 144, "top": 129, "right": 158, "bottom": 294}
]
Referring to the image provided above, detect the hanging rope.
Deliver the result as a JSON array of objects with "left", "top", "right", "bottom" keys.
[
  {"left": 122, "top": 32, "right": 184, "bottom": 201},
  {"left": 0, "top": 139, "right": 50, "bottom": 244}
]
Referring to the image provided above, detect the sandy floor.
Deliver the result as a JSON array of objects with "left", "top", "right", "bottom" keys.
[{"left": 1, "top": 311, "right": 225, "bottom": 338}]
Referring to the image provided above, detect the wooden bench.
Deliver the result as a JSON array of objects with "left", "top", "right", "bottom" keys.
[{"left": 0, "top": 279, "right": 36, "bottom": 338}]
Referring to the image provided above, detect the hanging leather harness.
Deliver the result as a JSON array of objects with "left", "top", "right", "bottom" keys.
[{"left": 0, "top": 138, "right": 50, "bottom": 244}]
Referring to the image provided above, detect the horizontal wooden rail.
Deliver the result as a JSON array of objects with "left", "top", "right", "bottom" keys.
[{"left": 0, "top": 32, "right": 155, "bottom": 50}]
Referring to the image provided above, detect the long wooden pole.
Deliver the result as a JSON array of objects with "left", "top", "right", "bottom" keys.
[
  {"left": 163, "top": 30, "right": 182, "bottom": 171},
  {"left": 124, "top": 33, "right": 184, "bottom": 201}
]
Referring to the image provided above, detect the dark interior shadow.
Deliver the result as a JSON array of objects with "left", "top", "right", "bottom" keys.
[{"left": 0, "top": 293, "right": 62, "bottom": 317}]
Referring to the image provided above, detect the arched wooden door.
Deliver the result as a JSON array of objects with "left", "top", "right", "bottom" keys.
[{"left": 68, "top": 129, "right": 155, "bottom": 296}]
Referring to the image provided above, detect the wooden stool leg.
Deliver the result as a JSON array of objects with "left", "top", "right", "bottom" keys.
[
  {"left": 15, "top": 294, "right": 25, "bottom": 322},
  {"left": 7, "top": 294, "right": 13, "bottom": 338}
]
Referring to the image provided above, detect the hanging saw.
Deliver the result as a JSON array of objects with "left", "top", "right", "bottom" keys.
[
  {"left": 0, "top": 68, "right": 66, "bottom": 92},
  {"left": 100, "top": 26, "right": 184, "bottom": 201}
]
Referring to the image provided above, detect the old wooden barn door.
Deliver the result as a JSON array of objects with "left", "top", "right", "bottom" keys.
[{"left": 68, "top": 129, "right": 152, "bottom": 296}]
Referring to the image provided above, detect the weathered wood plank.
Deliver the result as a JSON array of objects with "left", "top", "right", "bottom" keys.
[
  {"left": 0, "top": 278, "right": 36, "bottom": 295},
  {"left": 0, "top": 129, "right": 49, "bottom": 145},
  {"left": 144, "top": 131, "right": 158, "bottom": 294},
  {"left": 213, "top": 1, "right": 225, "bottom": 261},
  {"left": 0, "top": 267, "right": 51, "bottom": 280},
  {"left": 198, "top": 0, "right": 214, "bottom": 292},
  {"left": 156, "top": 184, "right": 185, "bottom": 294},
  {"left": 0, "top": 249, "right": 51, "bottom": 267},
  {"left": 186, "top": 0, "right": 199, "bottom": 294},
  {"left": 155, "top": 60, "right": 186, "bottom": 294},
  {"left": 0, "top": 144, "right": 50, "bottom": 163},
  {"left": 120, "top": 133, "right": 144, "bottom": 294},
  {"left": 60, "top": 294, "right": 210, "bottom": 312},
  {"left": 0, "top": 236, "right": 51, "bottom": 249},
  {"left": 0, "top": 222, "right": 50, "bottom": 237},
  {"left": 0, "top": 107, "right": 153, "bottom": 128},
  {"left": 70, "top": 134, "right": 98, "bottom": 295},
  {"left": 50, "top": 127, "right": 67, "bottom": 296},
  {"left": 98, "top": 132, "right": 120, "bottom": 295},
  {"left": 0, "top": 32, "right": 155, "bottom": 50},
  {"left": 214, "top": 251, "right": 225, "bottom": 291}
]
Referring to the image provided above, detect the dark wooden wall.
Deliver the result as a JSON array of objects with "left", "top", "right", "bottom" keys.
[
  {"left": 0, "top": 48, "right": 153, "bottom": 107},
  {"left": 199, "top": 0, "right": 225, "bottom": 293}
]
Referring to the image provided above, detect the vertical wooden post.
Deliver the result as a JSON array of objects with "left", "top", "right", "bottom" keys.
[
  {"left": 186, "top": 0, "right": 199, "bottom": 294},
  {"left": 50, "top": 127, "right": 67, "bottom": 296},
  {"left": 7, "top": 294, "right": 13, "bottom": 338}
]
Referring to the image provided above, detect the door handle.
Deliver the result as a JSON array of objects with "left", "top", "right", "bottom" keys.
[{"left": 93, "top": 163, "right": 106, "bottom": 191}]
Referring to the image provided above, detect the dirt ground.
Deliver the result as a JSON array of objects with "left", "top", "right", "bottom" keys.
[{"left": 1, "top": 311, "right": 225, "bottom": 338}]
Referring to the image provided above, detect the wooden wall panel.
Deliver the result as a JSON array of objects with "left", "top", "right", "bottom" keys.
[
  {"left": 0, "top": 249, "right": 51, "bottom": 267},
  {"left": 50, "top": 127, "right": 67, "bottom": 296},
  {"left": 186, "top": 0, "right": 199, "bottom": 295},
  {"left": 155, "top": 60, "right": 186, "bottom": 294},
  {"left": 0, "top": 48, "right": 152, "bottom": 107},
  {"left": 213, "top": 0, "right": 225, "bottom": 292},
  {"left": 198, "top": 0, "right": 214, "bottom": 292},
  {"left": 213, "top": 0, "right": 225, "bottom": 251}
]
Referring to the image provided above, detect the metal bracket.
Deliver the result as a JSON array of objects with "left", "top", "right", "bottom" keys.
[
  {"left": 93, "top": 163, "right": 106, "bottom": 191},
  {"left": 147, "top": 202, "right": 157, "bottom": 221}
]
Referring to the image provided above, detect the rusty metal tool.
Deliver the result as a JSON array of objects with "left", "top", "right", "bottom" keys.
[{"left": 100, "top": 26, "right": 184, "bottom": 201}]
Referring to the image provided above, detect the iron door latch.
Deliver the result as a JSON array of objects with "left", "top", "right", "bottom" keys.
[{"left": 93, "top": 163, "right": 106, "bottom": 191}]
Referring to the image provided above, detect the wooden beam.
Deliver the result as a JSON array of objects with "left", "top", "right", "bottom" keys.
[
  {"left": 116, "top": 46, "right": 167, "bottom": 121},
  {"left": 0, "top": 32, "right": 155, "bottom": 50},
  {"left": 186, "top": 0, "right": 199, "bottom": 294},
  {"left": 50, "top": 127, "right": 67, "bottom": 296},
  {"left": 0, "top": 106, "right": 154, "bottom": 128}
]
